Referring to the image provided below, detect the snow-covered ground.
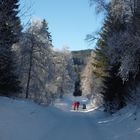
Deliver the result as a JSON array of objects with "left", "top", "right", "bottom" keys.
[{"left": 0, "top": 95, "right": 140, "bottom": 140}]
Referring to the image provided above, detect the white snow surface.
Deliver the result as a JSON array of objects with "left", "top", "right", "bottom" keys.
[{"left": 0, "top": 95, "right": 140, "bottom": 140}]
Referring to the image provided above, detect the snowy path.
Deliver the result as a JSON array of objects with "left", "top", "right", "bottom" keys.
[
  {"left": 0, "top": 97, "right": 140, "bottom": 140},
  {"left": 0, "top": 97, "right": 107, "bottom": 140},
  {"left": 45, "top": 111, "right": 104, "bottom": 140}
]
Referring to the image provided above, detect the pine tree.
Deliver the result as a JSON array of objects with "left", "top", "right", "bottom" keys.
[
  {"left": 89, "top": 0, "right": 140, "bottom": 111},
  {"left": 88, "top": 3, "right": 128, "bottom": 111},
  {"left": 41, "top": 19, "right": 52, "bottom": 43},
  {"left": 0, "top": 0, "right": 22, "bottom": 95},
  {"left": 100, "top": 12, "right": 127, "bottom": 111}
]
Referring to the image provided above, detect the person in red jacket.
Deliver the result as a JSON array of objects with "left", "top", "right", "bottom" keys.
[
  {"left": 76, "top": 101, "right": 80, "bottom": 110},
  {"left": 73, "top": 101, "right": 77, "bottom": 110}
]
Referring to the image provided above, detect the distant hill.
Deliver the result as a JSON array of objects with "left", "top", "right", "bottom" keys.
[{"left": 72, "top": 49, "right": 92, "bottom": 72}]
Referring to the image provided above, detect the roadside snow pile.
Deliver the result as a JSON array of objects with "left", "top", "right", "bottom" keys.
[{"left": 96, "top": 105, "right": 140, "bottom": 140}]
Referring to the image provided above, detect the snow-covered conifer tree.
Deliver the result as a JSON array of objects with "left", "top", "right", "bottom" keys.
[
  {"left": 17, "top": 18, "right": 54, "bottom": 104},
  {"left": 0, "top": 0, "right": 22, "bottom": 95}
]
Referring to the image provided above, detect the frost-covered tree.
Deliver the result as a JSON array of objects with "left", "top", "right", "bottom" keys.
[
  {"left": 16, "top": 18, "right": 76, "bottom": 104},
  {"left": 16, "top": 18, "right": 54, "bottom": 104},
  {"left": 105, "top": 0, "right": 140, "bottom": 81},
  {"left": 41, "top": 19, "right": 52, "bottom": 43},
  {"left": 0, "top": 0, "right": 22, "bottom": 95},
  {"left": 88, "top": 0, "right": 125, "bottom": 110},
  {"left": 89, "top": 0, "right": 140, "bottom": 111},
  {"left": 90, "top": 0, "right": 110, "bottom": 13},
  {"left": 52, "top": 46, "right": 76, "bottom": 98},
  {"left": 81, "top": 54, "right": 93, "bottom": 97}
]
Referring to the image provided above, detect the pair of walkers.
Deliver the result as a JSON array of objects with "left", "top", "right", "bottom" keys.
[{"left": 73, "top": 101, "right": 80, "bottom": 110}]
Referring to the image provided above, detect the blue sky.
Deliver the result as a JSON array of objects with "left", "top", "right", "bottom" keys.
[{"left": 20, "top": 0, "right": 104, "bottom": 51}]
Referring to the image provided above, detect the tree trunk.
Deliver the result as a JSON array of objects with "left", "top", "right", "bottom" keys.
[{"left": 25, "top": 36, "right": 34, "bottom": 98}]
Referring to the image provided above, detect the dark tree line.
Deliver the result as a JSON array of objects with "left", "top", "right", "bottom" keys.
[{"left": 0, "top": 0, "right": 22, "bottom": 95}]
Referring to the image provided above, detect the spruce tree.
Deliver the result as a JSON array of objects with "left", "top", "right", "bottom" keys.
[
  {"left": 91, "top": 6, "right": 127, "bottom": 112},
  {"left": 41, "top": 19, "right": 52, "bottom": 43},
  {"left": 89, "top": 0, "right": 140, "bottom": 111},
  {"left": 0, "top": 0, "right": 22, "bottom": 95}
]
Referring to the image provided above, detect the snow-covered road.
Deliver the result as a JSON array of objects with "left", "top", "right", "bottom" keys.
[
  {"left": 45, "top": 111, "right": 105, "bottom": 140},
  {"left": 0, "top": 97, "right": 107, "bottom": 140},
  {"left": 0, "top": 96, "right": 140, "bottom": 140}
]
